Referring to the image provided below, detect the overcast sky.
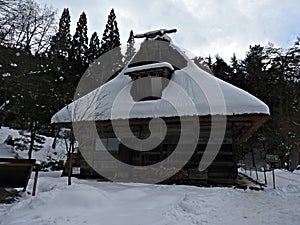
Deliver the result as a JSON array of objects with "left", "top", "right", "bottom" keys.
[{"left": 36, "top": 0, "right": 300, "bottom": 62}]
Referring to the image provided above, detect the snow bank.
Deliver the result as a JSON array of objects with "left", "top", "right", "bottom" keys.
[
  {"left": 0, "top": 127, "right": 66, "bottom": 162},
  {"left": 0, "top": 143, "right": 18, "bottom": 158},
  {"left": 0, "top": 127, "right": 20, "bottom": 158}
]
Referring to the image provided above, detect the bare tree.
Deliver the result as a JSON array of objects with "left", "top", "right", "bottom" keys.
[
  {"left": 0, "top": 0, "right": 57, "bottom": 53},
  {"left": 0, "top": 0, "right": 18, "bottom": 13}
]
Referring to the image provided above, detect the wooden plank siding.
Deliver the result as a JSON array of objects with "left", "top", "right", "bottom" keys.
[{"left": 60, "top": 114, "right": 269, "bottom": 184}]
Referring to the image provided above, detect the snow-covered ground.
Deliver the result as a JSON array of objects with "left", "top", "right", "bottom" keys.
[
  {"left": 1, "top": 127, "right": 299, "bottom": 224},
  {"left": 0, "top": 169, "right": 299, "bottom": 225}
]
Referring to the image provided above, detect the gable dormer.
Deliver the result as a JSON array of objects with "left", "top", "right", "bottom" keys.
[{"left": 124, "top": 62, "right": 174, "bottom": 101}]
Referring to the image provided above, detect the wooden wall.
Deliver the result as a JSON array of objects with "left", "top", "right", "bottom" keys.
[{"left": 73, "top": 119, "right": 244, "bottom": 185}]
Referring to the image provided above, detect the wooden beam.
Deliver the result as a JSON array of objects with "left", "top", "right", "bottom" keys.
[
  {"left": 51, "top": 114, "right": 270, "bottom": 144},
  {"left": 235, "top": 115, "right": 269, "bottom": 144}
]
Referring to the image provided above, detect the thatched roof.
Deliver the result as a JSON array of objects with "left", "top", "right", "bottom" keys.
[{"left": 51, "top": 35, "right": 269, "bottom": 125}]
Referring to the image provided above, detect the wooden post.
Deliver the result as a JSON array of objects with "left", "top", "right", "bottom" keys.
[
  {"left": 272, "top": 168, "right": 276, "bottom": 189},
  {"left": 251, "top": 148, "right": 258, "bottom": 180},
  {"left": 255, "top": 167, "right": 259, "bottom": 181},
  {"left": 68, "top": 129, "right": 75, "bottom": 186},
  {"left": 264, "top": 169, "right": 267, "bottom": 185},
  {"left": 32, "top": 165, "right": 39, "bottom": 196},
  {"left": 22, "top": 160, "right": 36, "bottom": 192},
  {"left": 68, "top": 153, "right": 72, "bottom": 186}
]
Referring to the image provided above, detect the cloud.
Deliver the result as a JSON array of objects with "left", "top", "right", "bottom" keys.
[{"left": 37, "top": 0, "right": 300, "bottom": 62}]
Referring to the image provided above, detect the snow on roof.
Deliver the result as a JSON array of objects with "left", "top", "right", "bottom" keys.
[
  {"left": 124, "top": 62, "right": 174, "bottom": 74},
  {"left": 51, "top": 42, "right": 269, "bottom": 124}
]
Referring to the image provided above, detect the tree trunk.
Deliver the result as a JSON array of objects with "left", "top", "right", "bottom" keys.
[{"left": 28, "top": 121, "right": 37, "bottom": 159}]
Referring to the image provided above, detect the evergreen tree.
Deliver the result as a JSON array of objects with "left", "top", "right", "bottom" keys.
[
  {"left": 192, "top": 56, "right": 213, "bottom": 75},
  {"left": 243, "top": 45, "right": 267, "bottom": 99},
  {"left": 48, "top": 9, "right": 78, "bottom": 112},
  {"left": 242, "top": 43, "right": 299, "bottom": 165},
  {"left": 230, "top": 53, "right": 239, "bottom": 73},
  {"left": 99, "top": 9, "right": 123, "bottom": 74},
  {"left": 70, "top": 12, "right": 89, "bottom": 65},
  {"left": 286, "top": 38, "right": 300, "bottom": 96},
  {"left": 283, "top": 40, "right": 300, "bottom": 168},
  {"left": 50, "top": 8, "right": 72, "bottom": 59},
  {"left": 99, "top": 8, "right": 121, "bottom": 55},
  {"left": 124, "top": 30, "right": 136, "bottom": 65},
  {"left": 263, "top": 43, "right": 287, "bottom": 112},
  {"left": 211, "top": 54, "right": 231, "bottom": 81},
  {"left": 87, "top": 31, "right": 100, "bottom": 63},
  {"left": 205, "top": 55, "right": 213, "bottom": 70},
  {"left": 229, "top": 53, "right": 245, "bottom": 89}
]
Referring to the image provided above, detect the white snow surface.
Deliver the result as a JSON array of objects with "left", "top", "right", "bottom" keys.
[
  {"left": 51, "top": 43, "right": 269, "bottom": 124},
  {"left": 0, "top": 143, "right": 18, "bottom": 158},
  {"left": 0, "top": 127, "right": 20, "bottom": 158},
  {"left": 0, "top": 169, "right": 299, "bottom": 225}
]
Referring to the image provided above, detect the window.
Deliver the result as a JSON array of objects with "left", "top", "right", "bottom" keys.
[{"left": 95, "top": 138, "right": 119, "bottom": 151}]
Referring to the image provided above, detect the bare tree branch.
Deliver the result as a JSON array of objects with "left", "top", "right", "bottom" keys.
[{"left": 0, "top": 0, "right": 57, "bottom": 53}]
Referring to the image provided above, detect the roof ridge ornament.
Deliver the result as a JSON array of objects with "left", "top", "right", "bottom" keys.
[{"left": 134, "top": 28, "right": 177, "bottom": 40}]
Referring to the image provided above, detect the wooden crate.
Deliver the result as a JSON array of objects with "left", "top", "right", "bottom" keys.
[{"left": 0, "top": 158, "right": 36, "bottom": 189}]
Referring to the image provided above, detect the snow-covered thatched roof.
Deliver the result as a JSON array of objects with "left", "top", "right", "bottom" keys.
[{"left": 51, "top": 37, "right": 269, "bottom": 125}]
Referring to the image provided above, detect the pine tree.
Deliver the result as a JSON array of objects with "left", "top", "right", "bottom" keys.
[
  {"left": 124, "top": 30, "right": 136, "bottom": 65},
  {"left": 99, "top": 9, "right": 121, "bottom": 55},
  {"left": 211, "top": 54, "right": 231, "bottom": 81},
  {"left": 50, "top": 8, "right": 71, "bottom": 59},
  {"left": 87, "top": 32, "right": 100, "bottom": 63},
  {"left": 192, "top": 56, "right": 213, "bottom": 75},
  {"left": 70, "top": 12, "right": 89, "bottom": 65},
  {"left": 205, "top": 55, "right": 213, "bottom": 70},
  {"left": 48, "top": 9, "right": 77, "bottom": 111},
  {"left": 286, "top": 37, "right": 300, "bottom": 90},
  {"left": 99, "top": 9, "right": 123, "bottom": 74},
  {"left": 229, "top": 53, "right": 245, "bottom": 89},
  {"left": 243, "top": 45, "right": 267, "bottom": 98}
]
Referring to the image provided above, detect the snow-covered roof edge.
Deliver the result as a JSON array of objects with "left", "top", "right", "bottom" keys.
[{"left": 124, "top": 62, "right": 174, "bottom": 74}]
